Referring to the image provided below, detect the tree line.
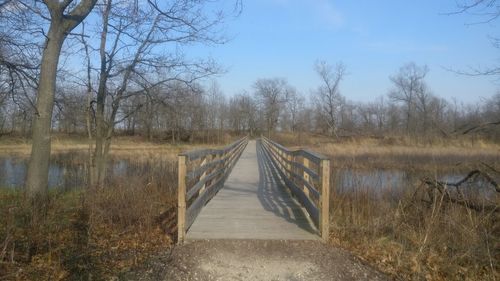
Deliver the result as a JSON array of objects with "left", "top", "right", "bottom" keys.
[
  {"left": 2, "top": 60, "right": 499, "bottom": 142},
  {"left": 0, "top": 0, "right": 498, "bottom": 215}
]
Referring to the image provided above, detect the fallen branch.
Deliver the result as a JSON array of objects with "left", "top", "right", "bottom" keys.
[
  {"left": 421, "top": 169, "right": 499, "bottom": 213},
  {"left": 451, "top": 120, "right": 500, "bottom": 135}
]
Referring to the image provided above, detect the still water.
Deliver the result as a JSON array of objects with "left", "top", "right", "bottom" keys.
[
  {"left": 334, "top": 168, "right": 497, "bottom": 200},
  {"left": 0, "top": 155, "right": 495, "bottom": 201},
  {"left": 0, "top": 156, "right": 142, "bottom": 190}
]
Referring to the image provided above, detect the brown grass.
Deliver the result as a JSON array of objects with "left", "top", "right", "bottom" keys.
[
  {"left": 1, "top": 133, "right": 498, "bottom": 280},
  {"left": 272, "top": 132, "right": 500, "bottom": 171},
  {"left": 0, "top": 134, "right": 236, "bottom": 279},
  {"left": 273, "top": 132, "right": 500, "bottom": 280},
  {"left": 0, "top": 150, "right": 178, "bottom": 280},
  {"left": 329, "top": 170, "right": 499, "bottom": 280},
  {"left": 0, "top": 134, "right": 228, "bottom": 157}
]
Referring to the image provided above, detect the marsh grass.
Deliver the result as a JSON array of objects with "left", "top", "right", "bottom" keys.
[
  {"left": 272, "top": 132, "right": 500, "bottom": 171},
  {"left": 1, "top": 134, "right": 498, "bottom": 280},
  {"left": 0, "top": 152, "right": 178, "bottom": 280},
  {"left": 330, "top": 163, "right": 499, "bottom": 280},
  {"left": 273, "top": 132, "right": 500, "bottom": 280},
  {"left": 0, "top": 134, "right": 223, "bottom": 157}
]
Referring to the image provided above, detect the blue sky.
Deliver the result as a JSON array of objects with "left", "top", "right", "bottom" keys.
[{"left": 188, "top": 0, "right": 499, "bottom": 103}]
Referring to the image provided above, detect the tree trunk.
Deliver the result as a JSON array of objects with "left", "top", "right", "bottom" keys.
[
  {"left": 25, "top": 24, "right": 64, "bottom": 214},
  {"left": 25, "top": 0, "right": 97, "bottom": 219}
]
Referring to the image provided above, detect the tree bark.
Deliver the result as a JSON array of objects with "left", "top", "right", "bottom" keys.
[
  {"left": 26, "top": 24, "right": 64, "bottom": 211},
  {"left": 25, "top": 0, "right": 97, "bottom": 213}
]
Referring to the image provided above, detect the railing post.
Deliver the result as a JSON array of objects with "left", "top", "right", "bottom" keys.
[
  {"left": 319, "top": 158, "right": 330, "bottom": 242},
  {"left": 177, "top": 155, "right": 187, "bottom": 244},
  {"left": 286, "top": 152, "right": 292, "bottom": 178},
  {"left": 302, "top": 157, "right": 310, "bottom": 197},
  {"left": 198, "top": 155, "right": 209, "bottom": 195}
]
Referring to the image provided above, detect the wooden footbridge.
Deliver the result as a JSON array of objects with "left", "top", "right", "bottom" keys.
[{"left": 177, "top": 136, "right": 330, "bottom": 243}]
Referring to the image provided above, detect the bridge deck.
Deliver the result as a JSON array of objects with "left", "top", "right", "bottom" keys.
[{"left": 187, "top": 140, "right": 318, "bottom": 240}]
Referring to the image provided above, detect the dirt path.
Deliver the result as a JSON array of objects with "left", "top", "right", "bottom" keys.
[{"left": 123, "top": 240, "right": 389, "bottom": 281}]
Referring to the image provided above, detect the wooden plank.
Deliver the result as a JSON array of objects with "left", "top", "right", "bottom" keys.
[
  {"left": 180, "top": 148, "right": 216, "bottom": 161},
  {"left": 289, "top": 171, "right": 319, "bottom": 200},
  {"left": 185, "top": 177, "right": 224, "bottom": 230},
  {"left": 187, "top": 159, "right": 224, "bottom": 181},
  {"left": 262, "top": 136, "right": 328, "bottom": 166},
  {"left": 263, "top": 142, "right": 320, "bottom": 201},
  {"left": 186, "top": 168, "right": 224, "bottom": 201},
  {"left": 183, "top": 136, "right": 248, "bottom": 231},
  {"left": 282, "top": 175, "right": 319, "bottom": 225},
  {"left": 180, "top": 137, "right": 246, "bottom": 161},
  {"left": 302, "top": 157, "right": 310, "bottom": 197},
  {"left": 320, "top": 159, "right": 331, "bottom": 241},
  {"left": 291, "top": 161, "right": 319, "bottom": 181},
  {"left": 260, "top": 141, "right": 319, "bottom": 226},
  {"left": 299, "top": 149, "right": 328, "bottom": 162},
  {"left": 187, "top": 140, "right": 318, "bottom": 241},
  {"left": 177, "top": 155, "right": 187, "bottom": 244}
]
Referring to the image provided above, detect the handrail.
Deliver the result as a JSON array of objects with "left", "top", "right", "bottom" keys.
[
  {"left": 260, "top": 136, "right": 330, "bottom": 241},
  {"left": 177, "top": 136, "right": 248, "bottom": 243}
]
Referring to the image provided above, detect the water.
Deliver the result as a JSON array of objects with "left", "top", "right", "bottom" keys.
[
  {"left": 0, "top": 155, "right": 496, "bottom": 202},
  {"left": 0, "top": 155, "right": 155, "bottom": 190},
  {"left": 334, "top": 168, "right": 498, "bottom": 201}
]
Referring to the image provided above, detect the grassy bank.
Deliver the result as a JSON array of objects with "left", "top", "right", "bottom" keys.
[
  {"left": 0, "top": 143, "right": 179, "bottom": 280},
  {"left": 274, "top": 133, "right": 499, "bottom": 280},
  {"left": 0, "top": 134, "right": 233, "bottom": 158},
  {"left": 328, "top": 169, "right": 498, "bottom": 280},
  {"left": 274, "top": 132, "right": 500, "bottom": 171},
  {"left": 318, "top": 144, "right": 498, "bottom": 279},
  {"left": 1, "top": 134, "right": 498, "bottom": 280}
]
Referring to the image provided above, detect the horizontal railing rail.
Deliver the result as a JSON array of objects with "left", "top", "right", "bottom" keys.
[
  {"left": 177, "top": 136, "right": 248, "bottom": 243},
  {"left": 260, "top": 136, "right": 330, "bottom": 241}
]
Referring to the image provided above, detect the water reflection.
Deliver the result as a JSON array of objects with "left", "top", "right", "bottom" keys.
[
  {"left": 0, "top": 155, "right": 496, "bottom": 201},
  {"left": 334, "top": 168, "right": 497, "bottom": 200},
  {"left": 0, "top": 155, "right": 160, "bottom": 190}
]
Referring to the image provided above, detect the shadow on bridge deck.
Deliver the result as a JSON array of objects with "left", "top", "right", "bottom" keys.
[
  {"left": 186, "top": 140, "right": 318, "bottom": 240},
  {"left": 256, "top": 140, "right": 317, "bottom": 234}
]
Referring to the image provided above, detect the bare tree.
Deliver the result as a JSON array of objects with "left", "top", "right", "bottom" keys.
[
  {"left": 450, "top": 0, "right": 500, "bottom": 24},
  {"left": 1, "top": 1, "right": 97, "bottom": 214},
  {"left": 314, "top": 60, "right": 346, "bottom": 137},
  {"left": 286, "top": 90, "right": 304, "bottom": 133},
  {"left": 447, "top": 0, "right": 500, "bottom": 76},
  {"left": 206, "top": 81, "right": 227, "bottom": 143},
  {"left": 253, "top": 78, "right": 291, "bottom": 137},
  {"left": 389, "top": 62, "right": 429, "bottom": 135},
  {"left": 85, "top": 0, "right": 236, "bottom": 187}
]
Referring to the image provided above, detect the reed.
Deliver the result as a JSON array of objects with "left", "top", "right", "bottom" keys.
[
  {"left": 0, "top": 154, "right": 178, "bottom": 280},
  {"left": 329, "top": 162, "right": 499, "bottom": 280}
]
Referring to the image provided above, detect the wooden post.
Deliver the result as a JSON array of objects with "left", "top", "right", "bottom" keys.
[
  {"left": 177, "top": 155, "right": 187, "bottom": 244},
  {"left": 319, "top": 159, "right": 330, "bottom": 242},
  {"left": 286, "top": 153, "right": 292, "bottom": 179},
  {"left": 198, "top": 155, "right": 209, "bottom": 195},
  {"left": 302, "top": 157, "right": 310, "bottom": 197}
]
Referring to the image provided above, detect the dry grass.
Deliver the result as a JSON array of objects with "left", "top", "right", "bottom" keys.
[
  {"left": 0, "top": 151, "right": 178, "bottom": 280},
  {"left": 317, "top": 142, "right": 500, "bottom": 171},
  {"left": 329, "top": 170, "right": 499, "bottom": 280},
  {"left": 1, "top": 133, "right": 498, "bottom": 280},
  {"left": 273, "top": 132, "right": 500, "bottom": 280},
  {"left": 272, "top": 132, "right": 500, "bottom": 171},
  {"left": 0, "top": 134, "right": 227, "bottom": 157},
  {"left": 0, "top": 134, "right": 237, "bottom": 279}
]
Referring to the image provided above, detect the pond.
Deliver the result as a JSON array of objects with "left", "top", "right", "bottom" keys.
[
  {"left": 334, "top": 168, "right": 497, "bottom": 201},
  {"left": 0, "top": 154, "right": 496, "bottom": 202},
  {"left": 0, "top": 154, "right": 173, "bottom": 190}
]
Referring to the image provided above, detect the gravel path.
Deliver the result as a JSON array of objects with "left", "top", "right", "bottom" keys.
[{"left": 123, "top": 240, "right": 389, "bottom": 281}]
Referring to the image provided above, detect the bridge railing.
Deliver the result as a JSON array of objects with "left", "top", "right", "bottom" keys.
[
  {"left": 260, "top": 136, "right": 330, "bottom": 241},
  {"left": 177, "top": 136, "right": 248, "bottom": 243}
]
